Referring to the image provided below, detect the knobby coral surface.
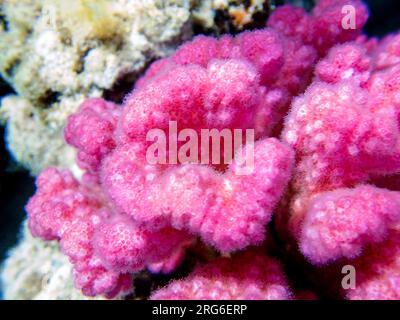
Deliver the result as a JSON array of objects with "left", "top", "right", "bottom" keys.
[
  {"left": 22, "top": 0, "right": 400, "bottom": 300},
  {"left": 150, "top": 250, "right": 292, "bottom": 300},
  {"left": 279, "top": 11, "right": 400, "bottom": 299}
]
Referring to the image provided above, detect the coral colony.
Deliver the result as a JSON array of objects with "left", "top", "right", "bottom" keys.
[{"left": 25, "top": 0, "right": 400, "bottom": 299}]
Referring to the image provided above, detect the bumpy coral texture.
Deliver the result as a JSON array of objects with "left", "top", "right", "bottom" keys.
[
  {"left": 347, "top": 232, "right": 400, "bottom": 300},
  {"left": 27, "top": 168, "right": 192, "bottom": 298},
  {"left": 29, "top": 0, "right": 400, "bottom": 300},
  {"left": 279, "top": 2, "right": 400, "bottom": 298},
  {"left": 64, "top": 98, "right": 120, "bottom": 175},
  {"left": 54, "top": 2, "right": 324, "bottom": 259},
  {"left": 267, "top": 0, "right": 369, "bottom": 55},
  {"left": 299, "top": 185, "right": 400, "bottom": 265},
  {"left": 151, "top": 251, "right": 292, "bottom": 300}
]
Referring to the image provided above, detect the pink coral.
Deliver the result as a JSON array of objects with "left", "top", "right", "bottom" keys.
[
  {"left": 122, "top": 59, "right": 273, "bottom": 140},
  {"left": 84, "top": 20, "right": 300, "bottom": 256},
  {"left": 27, "top": 168, "right": 100, "bottom": 241},
  {"left": 268, "top": 0, "right": 368, "bottom": 55},
  {"left": 282, "top": 80, "right": 400, "bottom": 196},
  {"left": 27, "top": 168, "right": 132, "bottom": 297},
  {"left": 65, "top": 98, "right": 120, "bottom": 176},
  {"left": 27, "top": 168, "right": 192, "bottom": 297},
  {"left": 93, "top": 216, "right": 192, "bottom": 273},
  {"left": 27, "top": 5, "right": 305, "bottom": 297},
  {"left": 299, "top": 185, "right": 400, "bottom": 265},
  {"left": 315, "top": 43, "right": 371, "bottom": 85},
  {"left": 347, "top": 232, "right": 400, "bottom": 300},
  {"left": 371, "top": 32, "right": 400, "bottom": 70},
  {"left": 151, "top": 251, "right": 292, "bottom": 300},
  {"left": 281, "top": 39, "right": 400, "bottom": 240},
  {"left": 26, "top": 0, "right": 400, "bottom": 300},
  {"left": 135, "top": 28, "right": 317, "bottom": 130},
  {"left": 277, "top": 5, "right": 400, "bottom": 299},
  {"left": 102, "top": 138, "right": 293, "bottom": 253}
]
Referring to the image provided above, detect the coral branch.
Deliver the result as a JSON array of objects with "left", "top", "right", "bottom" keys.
[{"left": 151, "top": 251, "right": 292, "bottom": 300}]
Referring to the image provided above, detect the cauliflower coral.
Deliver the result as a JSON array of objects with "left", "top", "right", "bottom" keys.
[
  {"left": 280, "top": 14, "right": 400, "bottom": 299},
  {"left": 25, "top": 0, "right": 400, "bottom": 300},
  {"left": 150, "top": 250, "right": 292, "bottom": 300}
]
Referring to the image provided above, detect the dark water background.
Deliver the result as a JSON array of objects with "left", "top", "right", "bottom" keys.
[{"left": 0, "top": 0, "right": 399, "bottom": 299}]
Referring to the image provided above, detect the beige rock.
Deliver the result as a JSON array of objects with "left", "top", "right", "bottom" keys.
[
  {"left": 0, "top": 0, "right": 193, "bottom": 174},
  {"left": 192, "top": 0, "right": 271, "bottom": 33},
  {"left": 1, "top": 222, "right": 106, "bottom": 300}
]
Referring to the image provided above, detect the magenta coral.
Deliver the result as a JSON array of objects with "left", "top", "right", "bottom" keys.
[
  {"left": 281, "top": 38, "right": 400, "bottom": 239},
  {"left": 102, "top": 138, "right": 293, "bottom": 253},
  {"left": 150, "top": 251, "right": 292, "bottom": 300},
  {"left": 268, "top": 0, "right": 369, "bottom": 55},
  {"left": 347, "top": 232, "right": 400, "bottom": 300},
  {"left": 135, "top": 29, "right": 317, "bottom": 130},
  {"left": 27, "top": 7, "right": 303, "bottom": 297},
  {"left": 299, "top": 185, "right": 400, "bottom": 265},
  {"left": 27, "top": 168, "right": 192, "bottom": 297},
  {"left": 25, "top": 0, "right": 400, "bottom": 300},
  {"left": 64, "top": 98, "right": 120, "bottom": 176},
  {"left": 278, "top": 2, "right": 400, "bottom": 298}
]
